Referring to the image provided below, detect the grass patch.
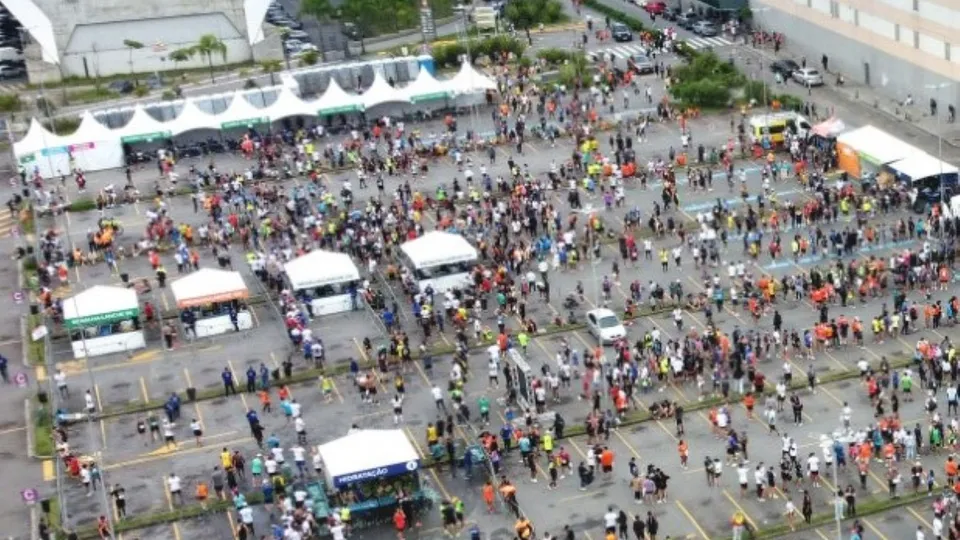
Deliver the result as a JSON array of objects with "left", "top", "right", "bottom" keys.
[
  {"left": 64, "top": 88, "right": 119, "bottom": 105},
  {"left": 33, "top": 396, "right": 54, "bottom": 457},
  {"left": 65, "top": 198, "right": 98, "bottom": 213}
]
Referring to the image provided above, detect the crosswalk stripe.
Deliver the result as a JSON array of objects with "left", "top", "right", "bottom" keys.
[{"left": 0, "top": 83, "right": 24, "bottom": 94}]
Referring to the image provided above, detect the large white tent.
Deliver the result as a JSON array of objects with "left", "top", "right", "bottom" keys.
[
  {"left": 168, "top": 99, "right": 222, "bottom": 136},
  {"left": 401, "top": 67, "right": 453, "bottom": 103},
  {"left": 836, "top": 125, "right": 924, "bottom": 166},
  {"left": 400, "top": 230, "right": 478, "bottom": 269},
  {"left": 14, "top": 119, "right": 69, "bottom": 178},
  {"left": 318, "top": 429, "right": 420, "bottom": 488},
  {"left": 267, "top": 87, "right": 316, "bottom": 122},
  {"left": 362, "top": 72, "right": 408, "bottom": 109},
  {"left": 284, "top": 250, "right": 360, "bottom": 290},
  {"left": 316, "top": 80, "right": 365, "bottom": 116},
  {"left": 448, "top": 61, "right": 497, "bottom": 95},
  {"left": 219, "top": 94, "right": 271, "bottom": 130},
  {"left": 57, "top": 111, "right": 125, "bottom": 172},
  {"left": 888, "top": 153, "right": 960, "bottom": 181},
  {"left": 118, "top": 105, "right": 172, "bottom": 144},
  {"left": 171, "top": 268, "right": 250, "bottom": 308},
  {"left": 63, "top": 285, "right": 140, "bottom": 329}
]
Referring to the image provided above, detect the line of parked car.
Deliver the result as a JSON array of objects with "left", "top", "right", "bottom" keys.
[
  {"left": 268, "top": 1, "right": 320, "bottom": 57},
  {"left": 0, "top": 5, "right": 26, "bottom": 80},
  {"left": 770, "top": 59, "right": 824, "bottom": 86}
]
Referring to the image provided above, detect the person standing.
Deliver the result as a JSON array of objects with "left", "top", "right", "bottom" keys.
[
  {"left": 222, "top": 368, "right": 236, "bottom": 396},
  {"left": 110, "top": 484, "right": 126, "bottom": 518}
]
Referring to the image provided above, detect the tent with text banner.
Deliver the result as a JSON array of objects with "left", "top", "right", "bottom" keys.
[
  {"left": 62, "top": 285, "right": 144, "bottom": 359},
  {"left": 317, "top": 429, "right": 428, "bottom": 515},
  {"left": 56, "top": 111, "right": 125, "bottom": 172},
  {"left": 117, "top": 105, "right": 173, "bottom": 145},
  {"left": 316, "top": 79, "right": 365, "bottom": 116},
  {"left": 13, "top": 119, "right": 69, "bottom": 178}
]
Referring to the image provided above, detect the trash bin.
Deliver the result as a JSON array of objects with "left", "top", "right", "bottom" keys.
[
  {"left": 186, "top": 387, "right": 196, "bottom": 401},
  {"left": 29, "top": 304, "right": 39, "bottom": 315},
  {"left": 120, "top": 273, "right": 130, "bottom": 284},
  {"left": 37, "top": 389, "right": 48, "bottom": 404}
]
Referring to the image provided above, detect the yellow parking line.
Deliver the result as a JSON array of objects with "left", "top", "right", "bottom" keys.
[
  {"left": 41, "top": 459, "right": 54, "bottom": 481},
  {"left": 183, "top": 367, "right": 207, "bottom": 431},
  {"left": 226, "top": 359, "right": 250, "bottom": 411},
  {"left": 862, "top": 519, "right": 890, "bottom": 540},
  {"left": 676, "top": 500, "right": 710, "bottom": 539},
  {"left": 107, "top": 436, "right": 251, "bottom": 470},
  {"left": 139, "top": 377, "right": 150, "bottom": 403},
  {"left": 907, "top": 506, "right": 933, "bottom": 529},
  {"left": 161, "top": 477, "right": 183, "bottom": 540},
  {"left": 94, "top": 384, "right": 107, "bottom": 447},
  {"left": 722, "top": 489, "right": 758, "bottom": 529},
  {"left": 226, "top": 509, "right": 240, "bottom": 540}
]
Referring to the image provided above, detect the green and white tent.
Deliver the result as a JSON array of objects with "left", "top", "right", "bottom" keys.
[
  {"left": 63, "top": 285, "right": 140, "bottom": 329},
  {"left": 400, "top": 67, "right": 453, "bottom": 104},
  {"left": 316, "top": 80, "right": 365, "bottom": 116},
  {"left": 118, "top": 105, "right": 172, "bottom": 144}
]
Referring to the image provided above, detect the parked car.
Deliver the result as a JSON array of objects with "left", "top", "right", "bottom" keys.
[
  {"left": 644, "top": 1, "right": 666, "bottom": 14},
  {"left": 286, "top": 29, "right": 309, "bottom": 41},
  {"left": 108, "top": 79, "right": 135, "bottom": 94},
  {"left": 770, "top": 59, "right": 800, "bottom": 77},
  {"left": 611, "top": 22, "right": 633, "bottom": 42},
  {"left": 663, "top": 7, "right": 680, "bottom": 21},
  {"left": 629, "top": 53, "right": 655, "bottom": 74},
  {"left": 692, "top": 20, "right": 718, "bottom": 36},
  {"left": 793, "top": 67, "right": 824, "bottom": 86},
  {"left": 677, "top": 12, "right": 697, "bottom": 29},
  {"left": 0, "top": 64, "right": 23, "bottom": 78},
  {"left": 586, "top": 308, "right": 626, "bottom": 345}
]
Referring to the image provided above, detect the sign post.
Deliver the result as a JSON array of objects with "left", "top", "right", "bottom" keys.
[{"left": 21, "top": 488, "right": 38, "bottom": 505}]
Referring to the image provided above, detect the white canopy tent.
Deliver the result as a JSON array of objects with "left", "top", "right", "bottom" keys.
[
  {"left": 118, "top": 105, "right": 172, "bottom": 144},
  {"left": 316, "top": 80, "right": 365, "bottom": 116},
  {"left": 318, "top": 429, "right": 420, "bottom": 489},
  {"left": 168, "top": 99, "right": 222, "bottom": 136},
  {"left": 267, "top": 87, "right": 316, "bottom": 122},
  {"left": 836, "top": 125, "right": 924, "bottom": 166},
  {"left": 888, "top": 153, "right": 960, "bottom": 181},
  {"left": 56, "top": 111, "right": 125, "bottom": 172},
  {"left": 170, "top": 268, "right": 250, "bottom": 308},
  {"left": 400, "top": 230, "right": 478, "bottom": 269},
  {"left": 13, "top": 119, "right": 69, "bottom": 178},
  {"left": 448, "top": 61, "right": 497, "bottom": 95},
  {"left": 362, "top": 72, "right": 409, "bottom": 109},
  {"left": 284, "top": 250, "right": 360, "bottom": 290},
  {"left": 401, "top": 68, "right": 453, "bottom": 103},
  {"left": 63, "top": 285, "right": 140, "bottom": 328},
  {"left": 219, "top": 94, "right": 271, "bottom": 130}
]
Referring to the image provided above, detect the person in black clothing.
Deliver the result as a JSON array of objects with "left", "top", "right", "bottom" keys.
[
  {"left": 617, "top": 510, "right": 629, "bottom": 539},
  {"left": 646, "top": 511, "right": 659, "bottom": 540},
  {"left": 632, "top": 514, "right": 645, "bottom": 540},
  {"left": 110, "top": 484, "right": 127, "bottom": 518}
]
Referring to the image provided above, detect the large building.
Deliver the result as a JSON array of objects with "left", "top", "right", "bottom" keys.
[
  {"left": 4, "top": 0, "right": 282, "bottom": 82},
  {"left": 753, "top": 0, "right": 960, "bottom": 108}
]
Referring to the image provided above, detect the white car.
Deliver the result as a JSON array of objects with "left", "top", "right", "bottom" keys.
[
  {"left": 586, "top": 308, "right": 626, "bottom": 345},
  {"left": 792, "top": 67, "right": 824, "bottom": 87}
]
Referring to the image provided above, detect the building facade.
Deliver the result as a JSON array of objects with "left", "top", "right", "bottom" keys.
[
  {"left": 752, "top": 0, "right": 960, "bottom": 109},
  {"left": 6, "top": 0, "right": 282, "bottom": 82}
]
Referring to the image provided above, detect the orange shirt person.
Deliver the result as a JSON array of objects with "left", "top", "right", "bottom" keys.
[
  {"left": 677, "top": 440, "right": 689, "bottom": 469},
  {"left": 600, "top": 448, "right": 614, "bottom": 473},
  {"left": 482, "top": 481, "right": 496, "bottom": 512}
]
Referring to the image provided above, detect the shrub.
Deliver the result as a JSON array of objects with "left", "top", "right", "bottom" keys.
[{"left": 537, "top": 48, "right": 572, "bottom": 65}]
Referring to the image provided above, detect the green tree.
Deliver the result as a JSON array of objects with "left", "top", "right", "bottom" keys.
[
  {"left": 557, "top": 52, "right": 588, "bottom": 89},
  {"left": 505, "top": 0, "right": 563, "bottom": 42},
  {"left": 260, "top": 59, "right": 283, "bottom": 86},
  {"left": 340, "top": 0, "right": 376, "bottom": 54},
  {"left": 191, "top": 34, "right": 228, "bottom": 83},
  {"left": 169, "top": 48, "right": 192, "bottom": 72},
  {"left": 0, "top": 94, "right": 22, "bottom": 114},
  {"left": 298, "top": 50, "right": 320, "bottom": 66},
  {"left": 122, "top": 39, "right": 144, "bottom": 82}
]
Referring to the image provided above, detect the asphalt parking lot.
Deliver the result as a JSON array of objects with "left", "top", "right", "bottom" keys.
[{"left": 23, "top": 62, "right": 960, "bottom": 540}]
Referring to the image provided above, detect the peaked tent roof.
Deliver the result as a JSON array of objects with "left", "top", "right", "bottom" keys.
[
  {"left": 361, "top": 72, "right": 409, "bottom": 108},
  {"left": 219, "top": 94, "right": 271, "bottom": 130},
  {"left": 170, "top": 268, "right": 250, "bottom": 307},
  {"left": 888, "top": 153, "right": 960, "bottom": 181},
  {"left": 318, "top": 429, "right": 419, "bottom": 487},
  {"left": 65, "top": 111, "right": 117, "bottom": 145},
  {"left": 168, "top": 99, "right": 222, "bottom": 136},
  {"left": 267, "top": 87, "right": 316, "bottom": 122},
  {"left": 448, "top": 61, "right": 497, "bottom": 95},
  {"left": 14, "top": 118, "right": 66, "bottom": 156},
  {"left": 63, "top": 285, "right": 139, "bottom": 320},
  {"left": 400, "top": 67, "right": 452, "bottom": 103},
  {"left": 284, "top": 250, "right": 360, "bottom": 290},
  {"left": 400, "top": 230, "right": 478, "bottom": 269},
  {"left": 118, "top": 105, "right": 172, "bottom": 144},
  {"left": 316, "top": 80, "right": 365, "bottom": 115}
]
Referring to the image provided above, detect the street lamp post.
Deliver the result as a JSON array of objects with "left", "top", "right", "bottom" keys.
[
  {"left": 924, "top": 82, "right": 951, "bottom": 226},
  {"left": 820, "top": 433, "right": 842, "bottom": 540}
]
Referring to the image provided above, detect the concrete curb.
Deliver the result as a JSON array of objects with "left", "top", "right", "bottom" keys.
[
  {"left": 20, "top": 314, "right": 30, "bottom": 368},
  {"left": 29, "top": 505, "right": 38, "bottom": 540},
  {"left": 24, "top": 397, "right": 34, "bottom": 459}
]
